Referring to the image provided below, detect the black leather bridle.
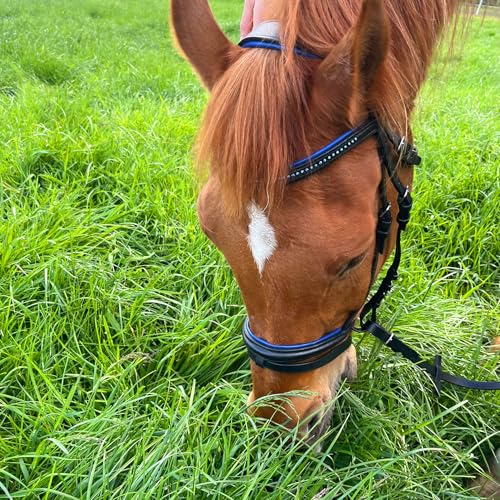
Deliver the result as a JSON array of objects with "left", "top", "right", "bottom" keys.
[{"left": 239, "top": 36, "right": 500, "bottom": 394}]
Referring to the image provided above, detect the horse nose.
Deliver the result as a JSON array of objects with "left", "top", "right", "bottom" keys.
[
  {"left": 248, "top": 391, "right": 328, "bottom": 438},
  {"left": 299, "top": 401, "right": 329, "bottom": 442},
  {"left": 302, "top": 410, "right": 322, "bottom": 437}
]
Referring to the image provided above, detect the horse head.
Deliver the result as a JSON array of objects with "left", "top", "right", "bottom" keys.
[{"left": 171, "top": 0, "right": 422, "bottom": 441}]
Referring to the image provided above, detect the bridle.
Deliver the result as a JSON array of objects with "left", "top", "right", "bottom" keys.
[
  {"left": 242, "top": 117, "right": 415, "bottom": 373},
  {"left": 238, "top": 33, "right": 500, "bottom": 394}
]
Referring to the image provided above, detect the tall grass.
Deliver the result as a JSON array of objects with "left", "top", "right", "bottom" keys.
[{"left": 0, "top": 1, "right": 498, "bottom": 498}]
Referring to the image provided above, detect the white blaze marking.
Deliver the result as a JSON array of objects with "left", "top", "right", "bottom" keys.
[{"left": 247, "top": 203, "right": 277, "bottom": 274}]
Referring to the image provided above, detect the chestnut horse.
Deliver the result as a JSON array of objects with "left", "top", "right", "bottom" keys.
[{"left": 171, "top": 0, "right": 468, "bottom": 440}]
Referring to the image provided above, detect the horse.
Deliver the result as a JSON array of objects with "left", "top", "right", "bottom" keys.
[{"left": 170, "top": 0, "right": 479, "bottom": 442}]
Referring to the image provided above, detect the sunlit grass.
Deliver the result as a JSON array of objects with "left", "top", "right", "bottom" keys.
[{"left": 0, "top": 1, "right": 498, "bottom": 498}]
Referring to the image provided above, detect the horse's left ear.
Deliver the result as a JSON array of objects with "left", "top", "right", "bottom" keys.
[
  {"left": 313, "top": 0, "right": 389, "bottom": 122},
  {"left": 351, "top": 0, "right": 390, "bottom": 101},
  {"left": 170, "top": 0, "right": 239, "bottom": 90}
]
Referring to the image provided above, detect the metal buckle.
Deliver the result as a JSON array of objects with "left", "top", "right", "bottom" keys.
[{"left": 381, "top": 203, "right": 392, "bottom": 215}]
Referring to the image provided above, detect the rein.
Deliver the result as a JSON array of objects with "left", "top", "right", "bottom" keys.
[{"left": 238, "top": 35, "right": 500, "bottom": 395}]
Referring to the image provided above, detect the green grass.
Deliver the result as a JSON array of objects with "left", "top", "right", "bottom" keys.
[{"left": 0, "top": 1, "right": 498, "bottom": 498}]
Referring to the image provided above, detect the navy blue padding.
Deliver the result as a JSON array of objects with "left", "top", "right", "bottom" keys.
[
  {"left": 292, "top": 129, "right": 354, "bottom": 169},
  {"left": 238, "top": 39, "right": 321, "bottom": 60},
  {"left": 244, "top": 318, "right": 344, "bottom": 351},
  {"left": 242, "top": 315, "right": 355, "bottom": 373},
  {"left": 287, "top": 119, "right": 380, "bottom": 183}
]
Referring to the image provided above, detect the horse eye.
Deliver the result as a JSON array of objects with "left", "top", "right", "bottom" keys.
[{"left": 338, "top": 253, "right": 367, "bottom": 278}]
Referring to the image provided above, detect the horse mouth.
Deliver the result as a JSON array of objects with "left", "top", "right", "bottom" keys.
[
  {"left": 305, "top": 347, "right": 358, "bottom": 445},
  {"left": 304, "top": 406, "right": 334, "bottom": 446}
]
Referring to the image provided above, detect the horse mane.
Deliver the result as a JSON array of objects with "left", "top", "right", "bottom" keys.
[{"left": 196, "top": 0, "right": 466, "bottom": 215}]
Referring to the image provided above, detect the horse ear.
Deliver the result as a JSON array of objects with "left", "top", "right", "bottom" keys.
[
  {"left": 351, "top": 0, "right": 390, "bottom": 99},
  {"left": 312, "top": 0, "right": 389, "bottom": 123},
  {"left": 170, "top": 0, "right": 238, "bottom": 90}
]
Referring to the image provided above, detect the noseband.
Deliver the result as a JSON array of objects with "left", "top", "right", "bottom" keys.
[{"left": 238, "top": 33, "right": 500, "bottom": 393}]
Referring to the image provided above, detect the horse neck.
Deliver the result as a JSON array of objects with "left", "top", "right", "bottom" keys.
[
  {"left": 383, "top": 1, "right": 462, "bottom": 93},
  {"left": 276, "top": 0, "right": 463, "bottom": 131}
]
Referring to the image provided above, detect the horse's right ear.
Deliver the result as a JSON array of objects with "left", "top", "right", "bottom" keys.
[{"left": 170, "top": 0, "right": 239, "bottom": 90}]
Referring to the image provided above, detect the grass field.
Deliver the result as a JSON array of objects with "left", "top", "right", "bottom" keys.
[{"left": 0, "top": 1, "right": 499, "bottom": 498}]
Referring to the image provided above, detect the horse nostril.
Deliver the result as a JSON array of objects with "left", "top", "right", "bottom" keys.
[
  {"left": 305, "top": 413, "right": 322, "bottom": 439},
  {"left": 308, "top": 414, "right": 320, "bottom": 430}
]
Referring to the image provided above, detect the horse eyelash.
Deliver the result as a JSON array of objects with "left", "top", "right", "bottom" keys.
[{"left": 338, "top": 252, "right": 368, "bottom": 278}]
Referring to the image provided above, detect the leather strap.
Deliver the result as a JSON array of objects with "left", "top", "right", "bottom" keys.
[
  {"left": 243, "top": 316, "right": 355, "bottom": 373},
  {"left": 237, "top": 106, "right": 499, "bottom": 392},
  {"left": 246, "top": 333, "right": 352, "bottom": 373},
  {"left": 358, "top": 122, "right": 499, "bottom": 394},
  {"left": 363, "top": 319, "right": 500, "bottom": 395},
  {"left": 288, "top": 119, "right": 379, "bottom": 182}
]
